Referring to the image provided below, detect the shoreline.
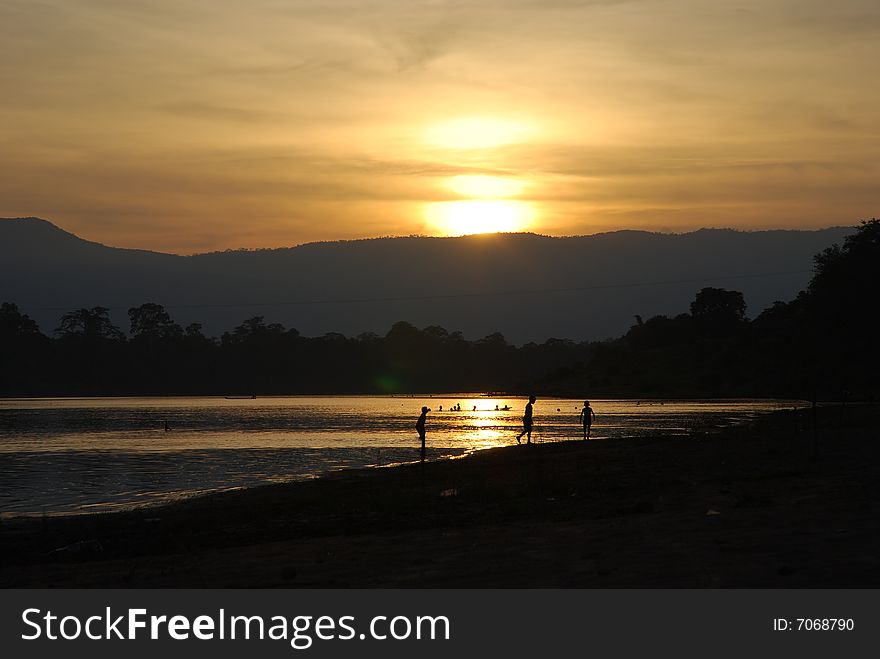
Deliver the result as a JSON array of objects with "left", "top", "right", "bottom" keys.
[
  {"left": 1, "top": 405, "right": 878, "bottom": 587},
  {"left": 0, "top": 447, "right": 473, "bottom": 520},
  {"left": 0, "top": 398, "right": 792, "bottom": 518}
]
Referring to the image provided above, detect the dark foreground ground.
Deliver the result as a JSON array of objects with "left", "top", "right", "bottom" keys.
[{"left": 2, "top": 405, "right": 879, "bottom": 587}]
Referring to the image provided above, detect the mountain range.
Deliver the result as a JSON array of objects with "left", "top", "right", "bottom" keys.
[{"left": 0, "top": 217, "right": 852, "bottom": 344}]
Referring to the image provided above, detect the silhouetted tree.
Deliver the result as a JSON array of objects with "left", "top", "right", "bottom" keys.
[
  {"left": 223, "top": 316, "right": 286, "bottom": 344},
  {"left": 690, "top": 287, "right": 746, "bottom": 322},
  {"left": 185, "top": 323, "right": 207, "bottom": 339},
  {"left": 423, "top": 325, "right": 450, "bottom": 341},
  {"left": 0, "top": 302, "right": 41, "bottom": 338},
  {"left": 55, "top": 306, "right": 124, "bottom": 340},
  {"left": 690, "top": 287, "right": 747, "bottom": 339},
  {"left": 810, "top": 218, "right": 880, "bottom": 297},
  {"left": 797, "top": 218, "right": 880, "bottom": 395},
  {"left": 0, "top": 302, "right": 49, "bottom": 395},
  {"left": 128, "top": 303, "right": 183, "bottom": 340}
]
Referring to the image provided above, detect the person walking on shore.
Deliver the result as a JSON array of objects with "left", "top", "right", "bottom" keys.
[
  {"left": 580, "top": 400, "right": 596, "bottom": 440},
  {"left": 416, "top": 406, "right": 430, "bottom": 461},
  {"left": 517, "top": 395, "right": 536, "bottom": 444}
]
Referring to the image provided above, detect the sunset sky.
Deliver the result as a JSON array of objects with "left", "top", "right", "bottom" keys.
[{"left": 1, "top": 0, "right": 878, "bottom": 253}]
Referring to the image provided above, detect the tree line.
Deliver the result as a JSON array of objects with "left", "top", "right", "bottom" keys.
[
  {"left": 2, "top": 219, "right": 877, "bottom": 400},
  {"left": 0, "top": 300, "right": 586, "bottom": 396}
]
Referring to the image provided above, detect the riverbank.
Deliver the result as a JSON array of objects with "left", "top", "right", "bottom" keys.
[{"left": 1, "top": 405, "right": 878, "bottom": 587}]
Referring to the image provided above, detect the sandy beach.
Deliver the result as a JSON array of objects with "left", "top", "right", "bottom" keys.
[{"left": 1, "top": 405, "right": 878, "bottom": 588}]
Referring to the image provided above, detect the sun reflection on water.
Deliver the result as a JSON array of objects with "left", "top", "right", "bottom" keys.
[{"left": 0, "top": 396, "right": 795, "bottom": 515}]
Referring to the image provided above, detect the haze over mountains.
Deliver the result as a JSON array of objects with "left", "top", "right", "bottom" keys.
[{"left": 0, "top": 217, "right": 852, "bottom": 344}]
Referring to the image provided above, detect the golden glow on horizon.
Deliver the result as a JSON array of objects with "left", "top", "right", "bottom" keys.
[
  {"left": 434, "top": 173, "right": 532, "bottom": 236},
  {"left": 426, "top": 200, "right": 534, "bottom": 236},
  {"left": 425, "top": 117, "right": 534, "bottom": 150}
]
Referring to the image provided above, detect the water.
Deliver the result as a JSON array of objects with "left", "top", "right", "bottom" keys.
[{"left": 0, "top": 396, "right": 795, "bottom": 516}]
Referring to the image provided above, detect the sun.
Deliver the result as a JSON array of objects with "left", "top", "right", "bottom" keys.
[
  {"left": 421, "top": 117, "right": 538, "bottom": 235},
  {"left": 427, "top": 174, "right": 534, "bottom": 235},
  {"left": 426, "top": 200, "right": 534, "bottom": 236},
  {"left": 425, "top": 117, "right": 533, "bottom": 150}
]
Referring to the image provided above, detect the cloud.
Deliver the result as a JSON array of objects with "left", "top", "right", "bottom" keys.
[{"left": 157, "top": 102, "right": 273, "bottom": 122}]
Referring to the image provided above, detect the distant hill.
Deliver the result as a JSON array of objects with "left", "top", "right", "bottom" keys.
[{"left": 0, "top": 217, "right": 853, "bottom": 343}]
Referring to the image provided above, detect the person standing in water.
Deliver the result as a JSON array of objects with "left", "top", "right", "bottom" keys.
[
  {"left": 517, "top": 395, "right": 536, "bottom": 444},
  {"left": 579, "top": 400, "right": 596, "bottom": 440},
  {"left": 416, "top": 406, "right": 430, "bottom": 461}
]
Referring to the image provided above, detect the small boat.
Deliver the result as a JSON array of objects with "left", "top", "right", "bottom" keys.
[{"left": 225, "top": 395, "right": 257, "bottom": 400}]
